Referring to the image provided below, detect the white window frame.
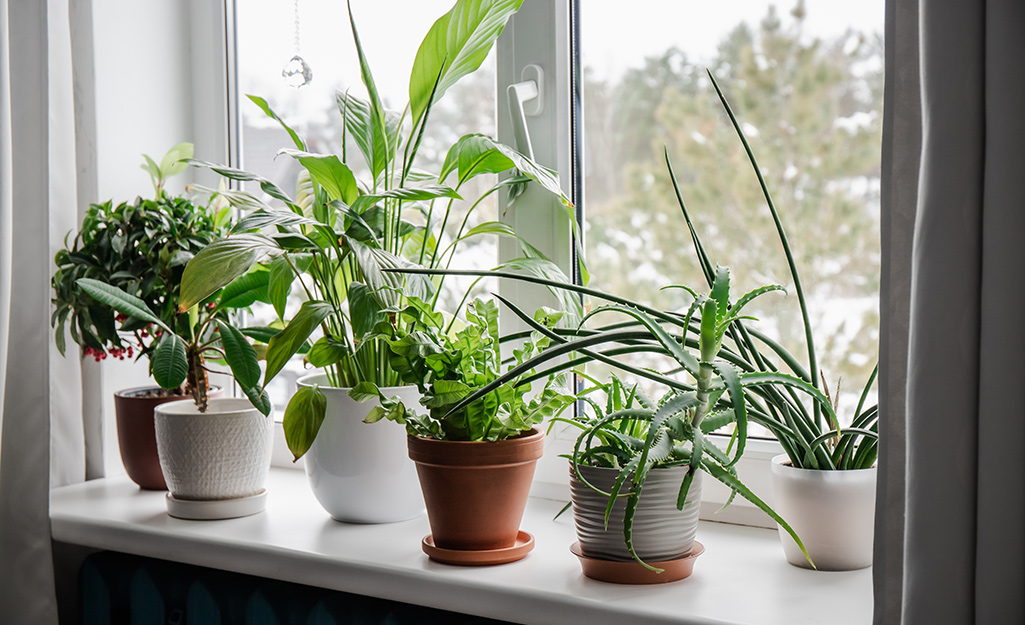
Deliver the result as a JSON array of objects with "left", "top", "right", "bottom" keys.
[{"left": 212, "top": 0, "right": 785, "bottom": 527}]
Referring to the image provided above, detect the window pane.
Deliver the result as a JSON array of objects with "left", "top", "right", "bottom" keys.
[
  {"left": 235, "top": 0, "right": 498, "bottom": 409},
  {"left": 581, "top": 1, "right": 883, "bottom": 429}
]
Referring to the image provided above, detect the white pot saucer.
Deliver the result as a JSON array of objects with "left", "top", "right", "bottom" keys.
[{"left": 165, "top": 490, "right": 267, "bottom": 520}]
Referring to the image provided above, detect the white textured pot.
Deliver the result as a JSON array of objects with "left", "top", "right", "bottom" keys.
[
  {"left": 770, "top": 454, "right": 876, "bottom": 570},
  {"left": 297, "top": 373, "right": 424, "bottom": 523},
  {"left": 569, "top": 463, "right": 702, "bottom": 562},
  {"left": 154, "top": 397, "right": 273, "bottom": 501}
]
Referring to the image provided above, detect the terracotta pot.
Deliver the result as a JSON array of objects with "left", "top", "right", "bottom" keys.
[
  {"left": 114, "top": 387, "right": 192, "bottom": 490},
  {"left": 407, "top": 428, "right": 544, "bottom": 551},
  {"left": 770, "top": 454, "right": 877, "bottom": 570}
]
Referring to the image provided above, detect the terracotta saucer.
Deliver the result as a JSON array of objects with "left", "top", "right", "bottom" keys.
[
  {"left": 570, "top": 540, "right": 705, "bottom": 584},
  {"left": 422, "top": 531, "right": 535, "bottom": 566}
]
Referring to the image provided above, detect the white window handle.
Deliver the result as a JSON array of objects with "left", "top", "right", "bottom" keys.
[{"left": 506, "top": 64, "right": 544, "bottom": 160}]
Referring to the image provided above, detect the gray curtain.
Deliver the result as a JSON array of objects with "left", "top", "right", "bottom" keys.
[{"left": 877, "top": 0, "right": 1025, "bottom": 623}]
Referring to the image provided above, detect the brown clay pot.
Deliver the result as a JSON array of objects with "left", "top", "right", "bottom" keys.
[
  {"left": 407, "top": 428, "right": 544, "bottom": 551},
  {"left": 114, "top": 386, "right": 219, "bottom": 490}
]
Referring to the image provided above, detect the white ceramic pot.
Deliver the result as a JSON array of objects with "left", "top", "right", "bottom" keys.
[
  {"left": 569, "top": 463, "right": 702, "bottom": 562},
  {"left": 770, "top": 454, "right": 876, "bottom": 570},
  {"left": 297, "top": 373, "right": 424, "bottom": 523},
  {"left": 154, "top": 397, "right": 273, "bottom": 501}
]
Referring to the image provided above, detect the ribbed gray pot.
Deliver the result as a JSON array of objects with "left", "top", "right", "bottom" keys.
[{"left": 569, "top": 463, "right": 702, "bottom": 562}]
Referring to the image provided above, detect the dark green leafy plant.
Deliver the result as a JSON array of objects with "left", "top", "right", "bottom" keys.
[
  {"left": 283, "top": 297, "right": 575, "bottom": 459},
  {"left": 51, "top": 144, "right": 229, "bottom": 378},
  {"left": 75, "top": 275, "right": 273, "bottom": 415}
]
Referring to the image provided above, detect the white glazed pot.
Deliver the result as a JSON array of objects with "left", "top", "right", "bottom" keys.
[
  {"left": 154, "top": 397, "right": 273, "bottom": 501},
  {"left": 770, "top": 454, "right": 876, "bottom": 570},
  {"left": 569, "top": 463, "right": 702, "bottom": 562},
  {"left": 297, "top": 373, "right": 424, "bottom": 523}
]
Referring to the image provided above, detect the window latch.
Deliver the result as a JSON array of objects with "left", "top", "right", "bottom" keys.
[{"left": 507, "top": 64, "right": 544, "bottom": 161}]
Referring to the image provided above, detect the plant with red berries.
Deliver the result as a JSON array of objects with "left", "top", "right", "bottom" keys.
[{"left": 51, "top": 143, "right": 230, "bottom": 392}]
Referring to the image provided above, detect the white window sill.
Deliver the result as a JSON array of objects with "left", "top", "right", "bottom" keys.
[{"left": 50, "top": 469, "right": 872, "bottom": 625}]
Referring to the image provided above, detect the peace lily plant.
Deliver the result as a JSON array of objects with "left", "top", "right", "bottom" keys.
[{"left": 177, "top": 0, "right": 575, "bottom": 461}]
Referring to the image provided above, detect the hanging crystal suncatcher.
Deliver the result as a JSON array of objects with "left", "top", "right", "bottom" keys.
[{"left": 282, "top": 0, "right": 312, "bottom": 88}]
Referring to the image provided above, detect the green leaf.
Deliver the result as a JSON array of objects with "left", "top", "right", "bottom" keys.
[
  {"left": 348, "top": 282, "right": 388, "bottom": 341},
  {"left": 248, "top": 95, "right": 306, "bottom": 150},
  {"left": 708, "top": 265, "right": 731, "bottom": 320},
  {"left": 230, "top": 208, "right": 319, "bottom": 234},
  {"left": 278, "top": 149, "right": 358, "bottom": 204},
  {"left": 159, "top": 142, "right": 194, "bottom": 178},
  {"left": 349, "top": 185, "right": 462, "bottom": 214},
  {"left": 179, "top": 234, "right": 280, "bottom": 312},
  {"left": 188, "top": 159, "right": 295, "bottom": 205},
  {"left": 76, "top": 279, "right": 168, "bottom": 331},
  {"left": 346, "top": 3, "right": 393, "bottom": 182},
  {"left": 219, "top": 270, "right": 271, "bottom": 310},
  {"left": 241, "top": 384, "right": 273, "bottom": 417},
  {"left": 348, "top": 238, "right": 435, "bottom": 308},
  {"left": 268, "top": 256, "right": 295, "bottom": 320},
  {"left": 408, "top": 0, "right": 523, "bottom": 132},
  {"left": 216, "top": 321, "right": 261, "bottom": 389},
  {"left": 264, "top": 301, "right": 334, "bottom": 386},
  {"left": 306, "top": 336, "right": 348, "bottom": 368},
  {"left": 151, "top": 333, "right": 187, "bottom": 390},
  {"left": 711, "top": 360, "right": 746, "bottom": 466},
  {"left": 335, "top": 90, "right": 400, "bottom": 182},
  {"left": 347, "top": 381, "right": 381, "bottom": 403},
  {"left": 282, "top": 386, "right": 327, "bottom": 461},
  {"left": 438, "top": 134, "right": 569, "bottom": 204}
]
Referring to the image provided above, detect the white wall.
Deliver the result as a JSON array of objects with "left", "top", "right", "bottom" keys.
[
  {"left": 89, "top": 0, "right": 230, "bottom": 475},
  {"left": 92, "top": 0, "right": 196, "bottom": 201}
]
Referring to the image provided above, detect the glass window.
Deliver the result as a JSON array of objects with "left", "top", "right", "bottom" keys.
[
  {"left": 234, "top": 0, "right": 499, "bottom": 410},
  {"left": 579, "top": 1, "right": 883, "bottom": 431}
]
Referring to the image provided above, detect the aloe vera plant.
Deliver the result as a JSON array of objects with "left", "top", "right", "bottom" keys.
[{"left": 176, "top": 0, "right": 576, "bottom": 458}]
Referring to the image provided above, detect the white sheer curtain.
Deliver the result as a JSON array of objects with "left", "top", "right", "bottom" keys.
[{"left": 0, "top": 0, "right": 90, "bottom": 621}]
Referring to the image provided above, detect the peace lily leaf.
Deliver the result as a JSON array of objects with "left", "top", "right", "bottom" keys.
[
  {"left": 248, "top": 94, "right": 306, "bottom": 151},
  {"left": 409, "top": 0, "right": 523, "bottom": 131},
  {"left": 264, "top": 301, "right": 334, "bottom": 386},
  {"left": 335, "top": 90, "right": 401, "bottom": 182},
  {"left": 349, "top": 185, "right": 461, "bottom": 214},
  {"left": 348, "top": 282, "right": 388, "bottom": 342},
  {"left": 306, "top": 336, "right": 348, "bottom": 368},
  {"left": 216, "top": 321, "right": 261, "bottom": 389},
  {"left": 151, "top": 333, "right": 187, "bottom": 390},
  {"left": 240, "top": 327, "right": 313, "bottom": 355},
  {"left": 179, "top": 234, "right": 280, "bottom": 312},
  {"left": 188, "top": 159, "right": 294, "bottom": 205},
  {"left": 230, "top": 208, "right": 319, "bottom": 234},
  {"left": 438, "top": 134, "right": 569, "bottom": 205},
  {"left": 346, "top": 2, "right": 393, "bottom": 182},
  {"left": 283, "top": 386, "right": 326, "bottom": 461},
  {"left": 76, "top": 279, "right": 168, "bottom": 332},
  {"left": 278, "top": 149, "right": 358, "bottom": 204},
  {"left": 219, "top": 269, "right": 271, "bottom": 310}
]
